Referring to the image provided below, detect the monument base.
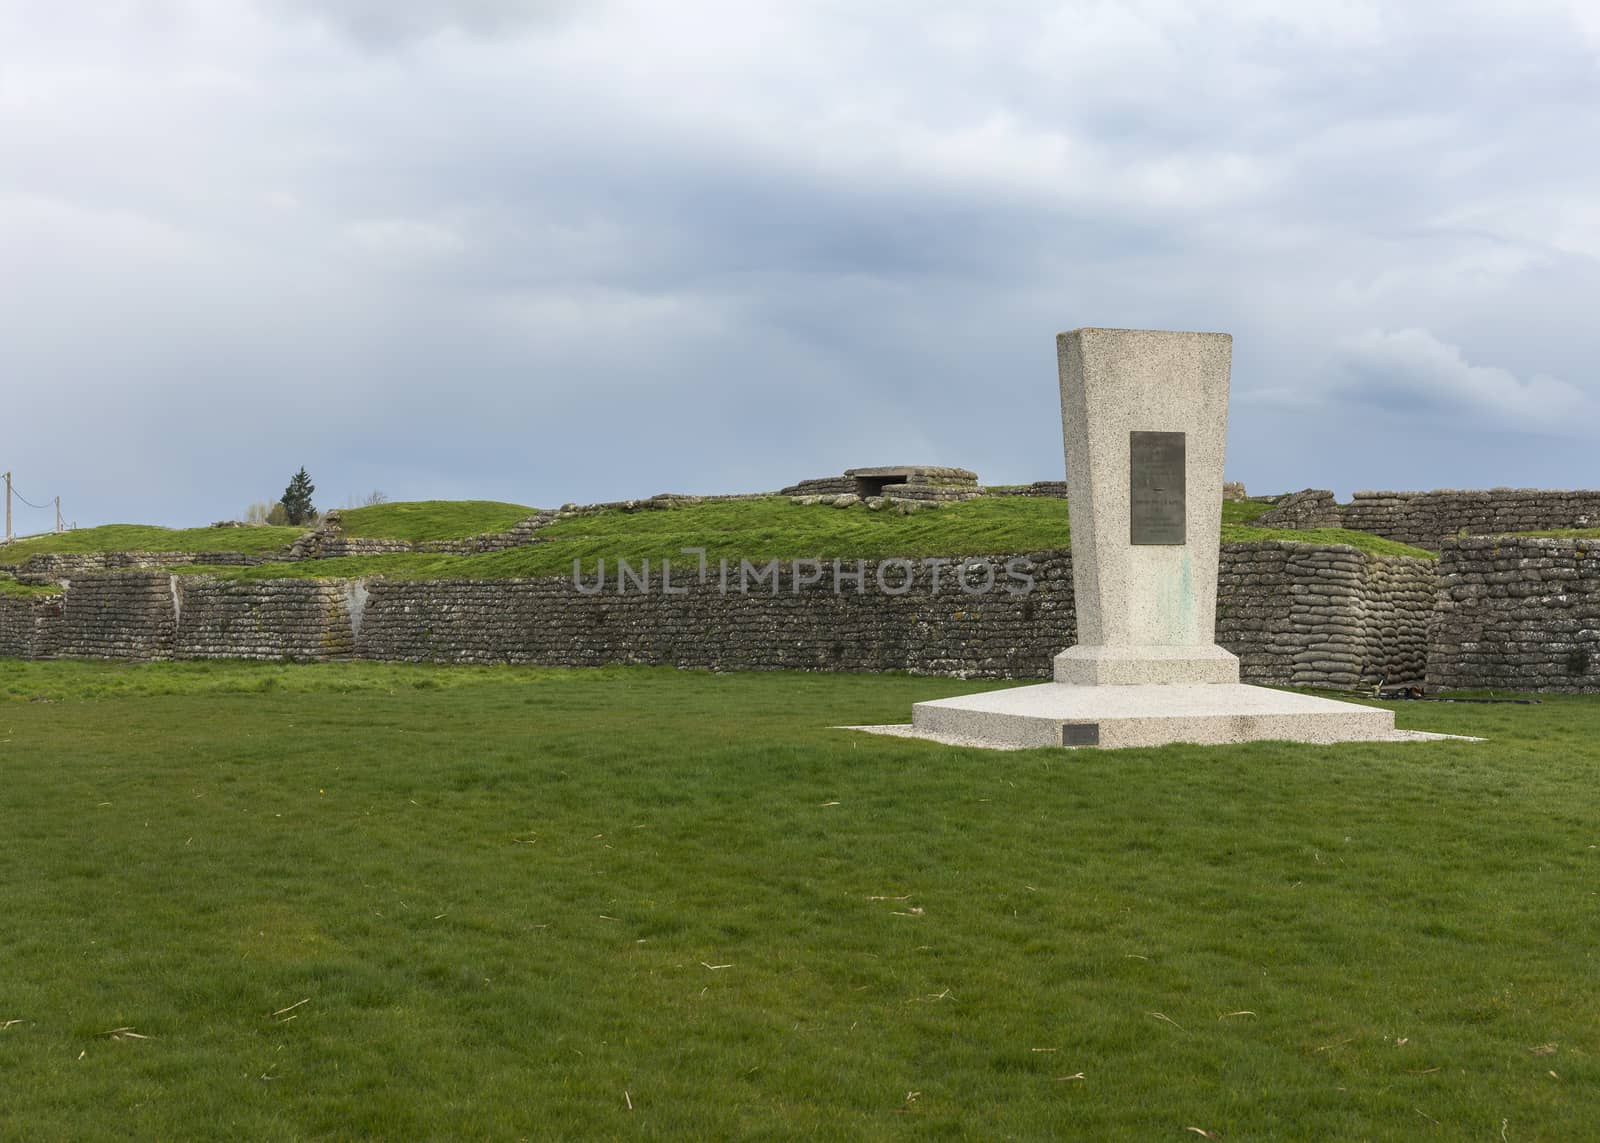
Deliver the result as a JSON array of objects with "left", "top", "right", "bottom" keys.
[
  {"left": 1054, "top": 643, "right": 1240, "bottom": 685},
  {"left": 909, "top": 682, "right": 1395, "bottom": 750}
]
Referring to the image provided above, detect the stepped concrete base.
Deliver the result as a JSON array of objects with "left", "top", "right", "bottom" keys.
[
  {"left": 1054, "top": 643, "right": 1240, "bottom": 685},
  {"left": 909, "top": 682, "right": 1396, "bottom": 750}
]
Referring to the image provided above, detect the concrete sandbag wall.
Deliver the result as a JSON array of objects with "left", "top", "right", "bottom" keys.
[
  {"left": 174, "top": 579, "right": 356, "bottom": 661},
  {"left": 43, "top": 572, "right": 178, "bottom": 662},
  {"left": 354, "top": 553, "right": 1075, "bottom": 679},
  {"left": 33, "top": 573, "right": 357, "bottom": 663},
  {"left": 1427, "top": 536, "right": 1600, "bottom": 693},
  {"left": 1342, "top": 490, "right": 1600, "bottom": 548},
  {"left": 6, "top": 544, "right": 1442, "bottom": 689},
  {"left": 1216, "top": 542, "right": 1434, "bottom": 688},
  {"left": 1257, "top": 488, "right": 1600, "bottom": 549},
  {"left": 0, "top": 595, "right": 61, "bottom": 659}
]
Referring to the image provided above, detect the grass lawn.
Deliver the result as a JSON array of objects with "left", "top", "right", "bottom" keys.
[{"left": 0, "top": 662, "right": 1592, "bottom": 1138}]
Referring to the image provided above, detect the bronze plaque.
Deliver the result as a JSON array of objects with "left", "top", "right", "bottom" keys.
[{"left": 1129, "top": 431, "right": 1185, "bottom": 545}]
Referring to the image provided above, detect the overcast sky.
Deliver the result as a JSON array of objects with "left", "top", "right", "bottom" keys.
[{"left": 4, "top": 1, "right": 1599, "bottom": 529}]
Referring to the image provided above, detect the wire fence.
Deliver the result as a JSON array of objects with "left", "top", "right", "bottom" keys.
[
  {"left": 3, "top": 468, "right": 69, "bottom": 542},
  {"left": 12, "top": 485, "right": 52, "bottom": 510}
]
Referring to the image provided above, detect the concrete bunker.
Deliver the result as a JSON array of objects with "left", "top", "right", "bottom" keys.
[
  {"left": 849, "top": 469, "right": 904, "bottom": 499},
  {"left": 781, "top": 465, "right": 981, "bottom": 502},
  {"left": 845, "top": 466, "right": 980, "bottom": 502}
]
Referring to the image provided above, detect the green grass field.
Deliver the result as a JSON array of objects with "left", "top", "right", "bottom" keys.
[{"left": 0, "top": 661, "right": 1592, "bottom": 1138}]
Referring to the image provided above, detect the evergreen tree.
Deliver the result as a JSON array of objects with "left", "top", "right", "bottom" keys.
[{"left": 281, "top": 467, "right": 317, "bottom": 526}]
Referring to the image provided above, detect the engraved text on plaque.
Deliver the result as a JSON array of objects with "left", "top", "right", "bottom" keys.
[{"left": 1129, "top": 430, "right": 1185, "bottom": 545}]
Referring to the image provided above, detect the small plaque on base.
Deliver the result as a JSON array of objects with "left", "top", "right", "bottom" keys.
[{"left": 1062, "top": 723, "right": 1101, "bottom": 747}]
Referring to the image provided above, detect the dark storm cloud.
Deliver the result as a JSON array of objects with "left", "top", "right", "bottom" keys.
[{"left": 1, "top": 0, "right": 1598, "bottom": 529}]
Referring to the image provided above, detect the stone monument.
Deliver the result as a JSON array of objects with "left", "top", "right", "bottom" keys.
[{"left": 908, "top": 327, "right": 1402, "bottom": 749}]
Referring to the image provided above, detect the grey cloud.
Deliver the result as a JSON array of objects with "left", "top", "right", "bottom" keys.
[
  {"left": 268, "top": 0, "right": 575, "bottom": 46},
  {"left": 2, "top": 1, "right": 1599, "bottom": 527},
  {"left": 1328, "top": 329, "right": 1599, "bottom": 434}
]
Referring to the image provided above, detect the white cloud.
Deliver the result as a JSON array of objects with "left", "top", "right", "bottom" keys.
[
  {"left": 344, "top": 217, "right": 467, "bottom": 260},
  {"left": 1332, "top": 328, "right": 1599, "bottom": 435}
]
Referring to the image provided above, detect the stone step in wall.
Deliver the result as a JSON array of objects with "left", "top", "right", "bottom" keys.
[
  {"left": 1427, "top": 535, "right": 1600, "bottom": 693},
  {"left": 287, "top": 510, "right": 564, "bottom": 559},
  {"left": 419, "top": 509, "right": 563, "bottom": 553}
]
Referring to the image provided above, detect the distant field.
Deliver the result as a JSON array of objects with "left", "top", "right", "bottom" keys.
[{"left": 0, "top": 660, "right": 1594, "bottom": 1138}]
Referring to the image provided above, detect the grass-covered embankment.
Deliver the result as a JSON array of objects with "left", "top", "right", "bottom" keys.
[
  {"left": 0, "top": 501, "right": 540, "bottom": 561},
  {"left": 1506, "top": 528, "right": 1600, "bottom": 541},
  {"left": 0, "top": 524, "right": 305, "bottom": 559},
  {"left": 0, "top": 572, "right": 61, "bottom": 598},
  {"left": 0, "top": 660, "right": 1593, "bottom": 1137},
  {"left": 4, "top": 497, "right": 1435, "bottom": 583},
  {"left": 334, "top": 499, "right": 537, "bottom": 542},
  {"left": 174, "top": 497, "right": 1434, "bottom": 582}
]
